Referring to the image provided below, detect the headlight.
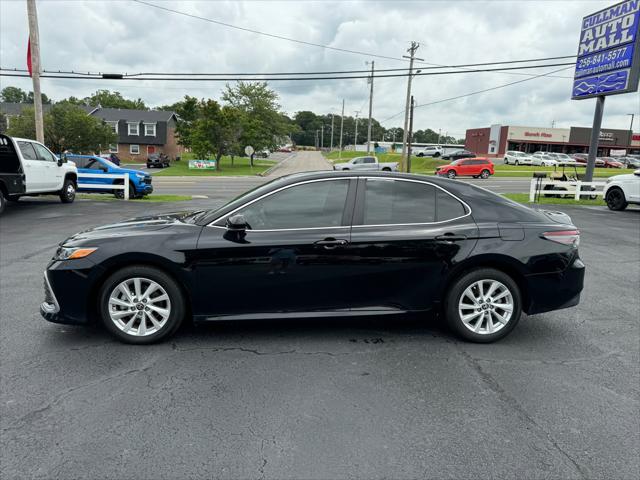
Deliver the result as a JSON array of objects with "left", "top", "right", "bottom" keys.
[
  {"left": 136, "top": 172, "right": 146, "bottom": 178},
  {"left": 54, "top": 246, "right": 98, "bottom": 260}
]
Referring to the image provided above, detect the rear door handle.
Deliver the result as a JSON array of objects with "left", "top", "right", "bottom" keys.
[
  {"left": 435, "top": 233, "right": 467, "bottom": 242},
  {"left": 314, "top": 238, "right": 348, "bottom": 249}
]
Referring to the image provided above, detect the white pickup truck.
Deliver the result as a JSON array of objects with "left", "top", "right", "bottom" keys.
[
  {"left": 0, "top": 135, "right": 78, "bottom": 214},
  {"left": 333, "top": 156, "right": 398, "bottom": 172}
]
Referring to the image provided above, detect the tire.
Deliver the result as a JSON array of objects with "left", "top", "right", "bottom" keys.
[
  {"left": 480, "top": 169, "right": 491, "bottom": 179},
  {"left": 472, "top": 175, "right": 479, "bottom": 179},
  {"left": 342, "top": 168, "right": 350, "bottom": 171},
  {"left": 447, "top": 170, "right": 456, "bottom": 179},
  {"left": 417, "top": 153, "right": 424, "bottom": 157},
  {"left": 444, "top": 268, "right": 522, "bottom": 343},
  {"left": 514, "top": 160, "right": 519, "bottom": 166},
  {"left": 0, "top": 190, "right": 6, "bottom": 215},
  {"left": 114, "top": 181, "right": 136, "bottom": 199},
  {"left": 605, "top": 187, "right": 628, "bottom": 211},
  {"left": 147, "top": 163, "right": 152, "bottom": 168},
  {"left": 433, "top": 152, "right": 441, "bottom": 158},
  {"left": 382, "top": 167, "right": 391, "bottom": 172},
  {"left": 59, "top": 178, "right": 76, "bottom": 203},
  {"left": 98, "top": 265, "right": 185, "bottom": 344},
  {"left": 504, "top": 158, "right": 509, "bottom": 165}
]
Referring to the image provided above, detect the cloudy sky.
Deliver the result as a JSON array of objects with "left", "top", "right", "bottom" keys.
[{"left": 1, "top": 0, "right": 639, "bottom": 137}]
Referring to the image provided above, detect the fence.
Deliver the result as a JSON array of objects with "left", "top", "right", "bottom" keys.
[
  {"left": 529, "top": 178, "right": 607, "bottom": 202},
  {"left": 77, "top": 172, "right": 130, "bottom": 200}
]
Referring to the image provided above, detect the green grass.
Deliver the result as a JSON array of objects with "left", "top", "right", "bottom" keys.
[
  {"left": 153, "top": 153, "right": 276, "bottom": 176},
  {"left": 502, "top": 193, "right": 605, "bottom": 206},
  {"left": 323, "top": 151, "right": 632, "bottom": 178},
  {"left": 77, "top": 194, "right": 192, "bottom": 202}
]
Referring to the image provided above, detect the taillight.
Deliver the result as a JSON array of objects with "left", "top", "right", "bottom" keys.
[{"left": 541, "top": 230, "right": 580, "bottom": 247}]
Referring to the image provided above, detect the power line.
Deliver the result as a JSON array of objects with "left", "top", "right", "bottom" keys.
[
  {"left": 131, "top": 0, "right": 577, "bottom": 77},
  {"left": 0, "top": 62, "right": 575, "bottom": 82},
  {"left": 379, "top": 65, "right": 574, "bottom": 124}
]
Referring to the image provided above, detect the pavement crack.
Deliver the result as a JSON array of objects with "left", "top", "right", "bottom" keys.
[
  {"left": 457, "top": 345, "right": 590, "bottom": 479},
  {"left": 171, "top": 345, "right": 345, "bottom": 357},
  {"left": 3, "top": 364, "right": 156, "bottom": 432}
]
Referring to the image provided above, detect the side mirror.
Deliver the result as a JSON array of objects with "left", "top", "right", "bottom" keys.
[{"left": 226, "top": 214, "right": 248, "bottom": 231}]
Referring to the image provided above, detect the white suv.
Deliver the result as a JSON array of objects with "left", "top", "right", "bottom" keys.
[
  {"left": 603, "top": 169, "right": 640, "bottom": 211},
  {"left": 414, "top": 146, "right": 443, "bottom": 158}
]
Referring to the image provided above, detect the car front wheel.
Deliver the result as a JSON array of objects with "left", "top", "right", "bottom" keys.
[
  {"left": 59, "top": 178, "right": 76, "bottom": 203},
  {"left": 605, "top": 187, "right": 628, "bottom": 211},
  {"left": 447, "top": 170, "right": 456, "bottom": 179},
  {"left": 99, "top": 266, "right": 185, "bottom": 344},
  {"left": 445, "top": 268, "right": 522, "bottom": 343},
  {"left": 115, "top": 181, "right": 136, "bottom": 199},
  {"left": 0, "top": 190, "right": 6, "bottom": 215}
]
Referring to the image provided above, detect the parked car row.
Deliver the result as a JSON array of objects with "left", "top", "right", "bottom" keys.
[
  {"left": 504, "top": 151, "right": 558, "bottom": 166},
  {"left": 504, "top": 150, "right": 638, "bottom": 169}
]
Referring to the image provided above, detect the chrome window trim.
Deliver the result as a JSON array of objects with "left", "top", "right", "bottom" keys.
[
  {"left": 206, "top": 175, "right": 472, "bottom": 232},
  {"left": 206, "top": 177, "right": 352, "bottom": 231},
  {"left": 354, "top": 176, "right": 472, "bottom": 227}
]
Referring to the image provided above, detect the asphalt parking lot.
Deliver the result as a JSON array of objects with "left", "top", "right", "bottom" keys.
[{"left": 1, "top": 197, "right": 638, "bottom": 479}]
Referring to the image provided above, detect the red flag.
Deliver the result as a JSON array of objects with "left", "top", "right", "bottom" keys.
[{"left": 27, "top": 37, "right": 32, "bottom": 77}]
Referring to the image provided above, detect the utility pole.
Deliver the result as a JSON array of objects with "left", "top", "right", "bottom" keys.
[
  {"left": 407, "top": 96, "right": 415, "bottom": 173},
  {"left": 437, "top": 128, "right": 441, "bottom": 145},
  {"left": 339, "top": 99, "right": 345, "bottom": 159},
  {"left": 401, "top": 41, "right": 423, "bottom": 172},
  {"left": 27, "top": 0, "right": 44, "bottom": 143},
  {"left": 321, "top": 125, "right": 324, "bottom": 150},
  {"left": 354, "top": 110, "right": 360, "bottom": 149},
  {"left": 628, "top": 113, "right": 635, "bottom": 141},
  {"left": 330, "top": 113, "right": 335, "bottom": 150},
  {"left": 366, "top": 61, "right": 375, "bottom": 153},
  {"left": 315, "top": 129, "right": 319, "bottom": 150}
]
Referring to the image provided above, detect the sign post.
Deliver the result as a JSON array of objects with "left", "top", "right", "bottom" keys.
[{"left": 572, "top": 0, "right": 640, "bottom": 181}]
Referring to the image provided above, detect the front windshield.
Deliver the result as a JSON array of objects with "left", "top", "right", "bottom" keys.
[{"left": 450, "top": 159, "right": 462, "bottom": 165}]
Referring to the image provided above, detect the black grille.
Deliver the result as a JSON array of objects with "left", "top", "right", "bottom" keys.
[{"left": 144, "top": 177, "right": 152, "bottom": 185}]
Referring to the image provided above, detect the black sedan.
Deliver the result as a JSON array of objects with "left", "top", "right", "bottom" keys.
[
  {"left": 41, "top": 171, "right": 585, "bottom": 344},
  {"left": 441, "top": 149, "right": 476, "bottom": 161}
]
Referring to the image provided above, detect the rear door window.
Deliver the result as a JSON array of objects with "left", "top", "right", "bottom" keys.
[
  {"left": 72, "top": 157, "right": 87, "bottom": 168},
  {"left": 17, "top": 141, "right": 38, "bottom": 161},
  {"left": 363, "top": 179, "right": 436, "bottom": 225}
]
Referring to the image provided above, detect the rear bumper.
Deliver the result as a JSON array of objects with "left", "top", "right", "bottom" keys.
[{"left": 524, "top": 256, "right": 585, "bottom": 315}]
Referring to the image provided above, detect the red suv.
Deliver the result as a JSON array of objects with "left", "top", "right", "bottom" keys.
[{"left": 436, "top": 158, "right": 494, "bottom": 179}]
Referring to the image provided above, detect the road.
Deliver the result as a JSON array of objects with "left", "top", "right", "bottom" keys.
[
  {"left": 147, "top": 152, "right": 534, "bottom": 198},
  {"left": 1, "top": 195, "right": 638, "bottom": 479}
]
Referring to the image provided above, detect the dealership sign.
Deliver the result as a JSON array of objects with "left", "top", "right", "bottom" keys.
[
  {"left": 188, "top": 160, "right": 216, "bottom": 169},
  {"left": 572, "top": 0, "right": 640, "bottom": 99}
]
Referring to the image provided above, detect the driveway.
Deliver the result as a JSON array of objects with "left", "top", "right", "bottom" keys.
[
  {"left": 265, "top": 151, "right": 333, "bottom": 177},
  {"left": 0, "top": 197, "right": 638, "bottom": 479}
]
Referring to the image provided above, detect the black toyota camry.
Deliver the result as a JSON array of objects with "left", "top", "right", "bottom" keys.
[{"left": 41, "top": 171, "right": 585, "bottom": 344}]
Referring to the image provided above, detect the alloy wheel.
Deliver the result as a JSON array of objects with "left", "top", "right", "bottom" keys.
[
  {"left": 107, "top": 277, "right": 171, "bottom": 336},
  {"left": 458, "top": 279, "right": 513, "bottom": 335}
]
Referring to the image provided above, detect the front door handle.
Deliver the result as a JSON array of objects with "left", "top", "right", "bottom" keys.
[
  {"left": 435, "top": 233, "right": 467, "bottom": 242},
  {"left": 314, "top": 238, "right": 348, "bottom": 249}
]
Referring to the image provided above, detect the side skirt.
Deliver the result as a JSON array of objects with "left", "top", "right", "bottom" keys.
[{"left": 194, "top": 306, "right": 429, "bottom": 323}]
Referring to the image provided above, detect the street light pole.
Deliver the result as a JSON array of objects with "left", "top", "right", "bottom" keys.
[
  {"left": 628, "top": 113, "right": 635, "bottom": 146},
  {"left": 321, "top": 125, "right": 324, "bottom": 150},
  {"left": 366, "top": 61, "right": 375, "bottom": 153},
  {"left": 330, "top": 113, "right": 334, "bottom": 151},
  {"left": 354, "top": 111, "right": 360, "bottom": 149}
]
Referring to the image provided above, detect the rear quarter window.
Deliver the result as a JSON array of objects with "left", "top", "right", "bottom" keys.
[{"left": 436, "top": 189, "right": 467, "bottom": 221}]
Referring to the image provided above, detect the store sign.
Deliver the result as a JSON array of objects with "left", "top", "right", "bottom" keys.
[
  {"left": 572, "top": 0, "right": 640, "bottom": 99},
  {"left": 507, "top": 126, "right": 570, "bottom": 143},
  {"left": 569, "top": 127, "right": 631, "bottom": 146}
]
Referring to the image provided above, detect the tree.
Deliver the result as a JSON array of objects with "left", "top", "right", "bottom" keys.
[
  {"left": 0, "top": 112, "right": 7, "bottom": 134},
  {"left": 80, "top": 90, "right": 147, "bottom": 110},
  {"left": 7, "top": 103, "right": 116, "bottom": 153},
  {"left": 26, "top": 91, "right": 51, "bottom": 104},
  {"left": 222, "top": 82, "right": 291, "bottom": 165},
  {"left": 171, "top": 95, "right": 200, "bottom": 149},
  {"left": 1, "top": 86, "right": 28, "bottom": 103}
]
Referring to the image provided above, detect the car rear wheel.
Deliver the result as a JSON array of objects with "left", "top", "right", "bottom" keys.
[
  {"left": 433, "top": 152, "right": 441, "bottom": 158},
  {"left": 447, "top": 170, "right": 456, "bottom": 179},
  {"left": 480, "top": 169, "right": 491, "bottom": 179},
  {"left": 514, "top": 160, "right": 519, "bottom": 166},
  {"left": 445, "top": 268, "right": 522, "bottom": 343},
  {"left": 99, "top": 266, "right": 185, "bottom": 344},
  {"left": 59, "top": 179, "right": 76, "bottom": 203},
  {"left": 0, "top": 190, "right": 6, "bottom": 215},
  {"left": 605, "top": 187, "right": 628, "bottom": 211}
]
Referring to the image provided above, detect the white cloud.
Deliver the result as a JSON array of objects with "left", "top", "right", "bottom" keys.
[{"left": 1, "top": 0, "right": 639, "bottom": 136}]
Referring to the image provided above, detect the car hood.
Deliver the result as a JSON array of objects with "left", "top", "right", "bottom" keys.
[
  {"left": 118, "top": 168, "right": 149, "bottom": 177},
  {"left": 62, "top": 211, "right": 203, "bottom": 245},
  {"left": 608, "top": 173, "right": 638, "bottom": 182}
]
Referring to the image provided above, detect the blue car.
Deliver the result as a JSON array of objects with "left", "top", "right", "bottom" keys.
[{"left": 68, "top": 155, "right": 153, "bottom": 198}]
